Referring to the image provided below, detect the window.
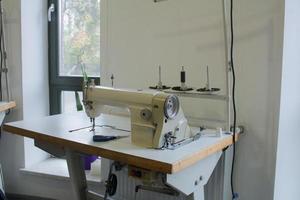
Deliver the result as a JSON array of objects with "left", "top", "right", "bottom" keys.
[{"left": 48, "top": 0, "right": 100, "bottom": 114}]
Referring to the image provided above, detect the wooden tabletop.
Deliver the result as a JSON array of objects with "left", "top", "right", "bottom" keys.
[
  {"left": 0, "top": 101, "right": 16, "bottom": 112},
  {"left": 3, "top": 112, "right": 235, "bottom": 174}
]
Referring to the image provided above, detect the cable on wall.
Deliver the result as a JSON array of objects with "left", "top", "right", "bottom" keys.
[
  {"left": 229, "top": 0, "right": 238, "bottom": 199},
  {"left": 0, "top": 2, "right": 3, "bottom": 101}
]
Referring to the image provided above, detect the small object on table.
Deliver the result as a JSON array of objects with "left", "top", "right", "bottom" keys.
[
  {"left": 111, "top": 74, "right": 114, "bottom": 87},
  {"left": 172, "top": 66, "right": 193, "bottom": 91},
  {"left": 93, "top": 135, "right": 128, "bottom": 142}
]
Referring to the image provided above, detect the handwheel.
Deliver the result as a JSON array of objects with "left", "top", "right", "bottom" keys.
[{"left": 106, "top": 173, "right": 118, "bottom": 196}]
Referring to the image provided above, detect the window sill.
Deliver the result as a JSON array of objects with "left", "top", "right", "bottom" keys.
[{"left": 20, "top": 158, "right": 101, "bottom": 185}]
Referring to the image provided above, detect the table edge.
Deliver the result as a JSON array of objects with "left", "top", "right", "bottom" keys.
[
  {"left": 3, "top": 123, "right": 238, "bottom": 174},
  {"left": 0, "top": 101, "right": 16, "bottom": 112}
]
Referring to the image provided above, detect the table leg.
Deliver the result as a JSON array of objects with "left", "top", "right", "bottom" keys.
[
  {"left": 66, "top": 149, "right": 88, "bottom": 200},
  {"left": 166, "top": 152, "right": 222, "bottom": 200},
  {"left": 222, "top": 147, "right": 233, "bottom": 200}
]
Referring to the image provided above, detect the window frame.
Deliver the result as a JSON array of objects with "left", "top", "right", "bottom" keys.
[{"left": 48, "top": 0, "right": 100, "bottom": 115}]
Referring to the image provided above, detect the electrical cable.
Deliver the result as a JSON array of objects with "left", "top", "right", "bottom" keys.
[
  {"left": 229, "top": 0, "right": 238, "bottom": 199},
  {"left": 0, "top": 11, "right": 3, "bottom": 101}
]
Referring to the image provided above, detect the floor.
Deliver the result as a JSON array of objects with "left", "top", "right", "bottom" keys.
[
  {"left": 6, "top": 194, "right": 55, "bottom": 200},
  {"left": 20, "top": 157, "right": 101, "bottom": 183}
]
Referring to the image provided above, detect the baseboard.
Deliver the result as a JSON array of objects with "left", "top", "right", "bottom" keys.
[{"left": 6, "top": 193, "right": 56, "bottom": 200}]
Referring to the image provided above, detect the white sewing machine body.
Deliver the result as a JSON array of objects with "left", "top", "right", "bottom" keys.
[{"left": 83, "top": 83, "right": 193, "bottom": 149}]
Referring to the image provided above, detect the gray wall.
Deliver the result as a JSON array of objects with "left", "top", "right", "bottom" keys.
[
  {"left": 0, "top": 0, "right": 25, "bottom": 193},
  {"left": 274, "top": 0, "right": 300, "bottom": 199}
]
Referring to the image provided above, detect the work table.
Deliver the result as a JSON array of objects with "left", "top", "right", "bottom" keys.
[
  {"left": 3, "top": 112, "right": 235, "bottom": 174},
  {"left": 0, "top": 101, "right": 16, "bottom": 112}
]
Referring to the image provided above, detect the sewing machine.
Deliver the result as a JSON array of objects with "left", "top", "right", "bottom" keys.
[{"left": 82, "top": 82, "right": 198, "bottom": 149}]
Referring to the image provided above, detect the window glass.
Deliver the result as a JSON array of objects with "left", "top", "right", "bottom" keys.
[
  {"left": 60, "top": 0, "right": 101, "bottom": 77},
  {"left": 61, "top": 91, "right": 83, "bottom": 113}
]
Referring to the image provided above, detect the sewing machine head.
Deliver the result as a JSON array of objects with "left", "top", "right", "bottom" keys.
[{"left": 83, "top": 82, "right": 192, "bottom": 149}]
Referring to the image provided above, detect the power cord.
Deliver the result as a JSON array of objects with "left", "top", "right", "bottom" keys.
[
  {"left": 229, "top": 0, "right": 238, "bottom": 199},
  {"left": 0, "top": 11, "right": 3, "bottom": 101}
]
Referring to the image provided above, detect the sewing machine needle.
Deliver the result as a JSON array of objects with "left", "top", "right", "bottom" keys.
[{"left": 90, "top": 118, "right": 95, "bottom": 132}]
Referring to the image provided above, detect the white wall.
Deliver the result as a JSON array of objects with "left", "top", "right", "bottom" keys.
[
  {"left": 0, "top": 0, "right": 74, "bottom": 199},
  {"left": 21, "top": 0, "right": 50, "bottom": 168},
  {"left": 274, "top": 0, "right": 300, "bottom": 199},
  {"left": 100, "top": 0, "right": 285, "bottom": 199}
]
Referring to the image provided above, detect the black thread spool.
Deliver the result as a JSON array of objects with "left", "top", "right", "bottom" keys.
[{"left": 172, "top": 66, "right": 193, "bottom": 91}]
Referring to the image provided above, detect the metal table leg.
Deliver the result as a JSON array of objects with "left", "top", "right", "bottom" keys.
[
  {"left": 66, "top": 149, "right": 88, "bottom": 200},
  {"left": 166, "top": 152, "right": 222, "bottom": 200}
]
